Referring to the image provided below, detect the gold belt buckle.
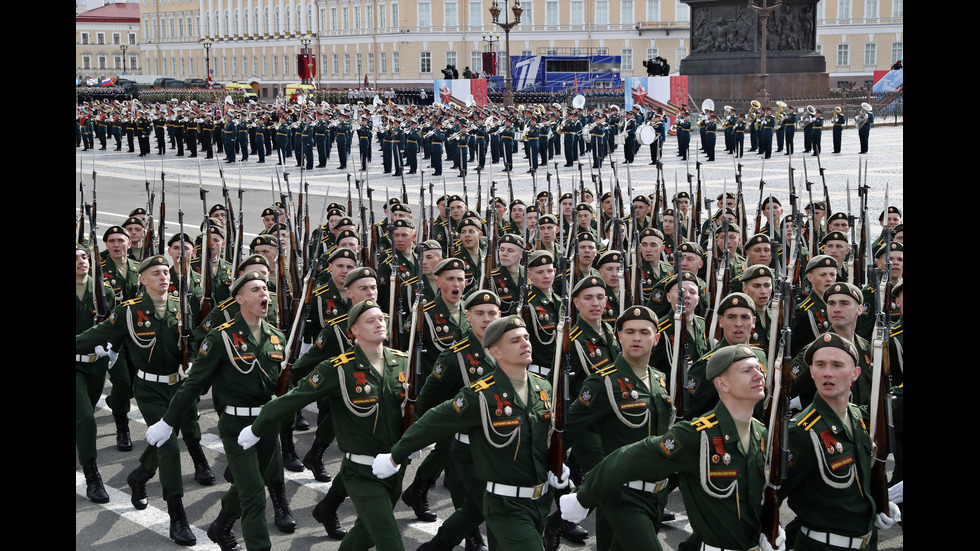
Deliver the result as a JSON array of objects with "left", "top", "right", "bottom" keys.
[
  {"left": 531, "top": 484, "right": 543, "bottom": 499},
  {"left": 168, "top": 373, "right": 179, "bottom": 384}
]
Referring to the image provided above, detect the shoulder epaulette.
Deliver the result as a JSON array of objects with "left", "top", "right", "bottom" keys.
[
  {"left": 569, "top": 326, "right": 583, "bottom": 341},
  {"left": 698, "top": 350, "right": 714, "bottom": 362},
  {"left": 596, "top": 365, "right": 617, "bottom": 378},
  {"left": 796, "top": 408, "right": 821, "bottom": 431},
  {"left": 214, "top": 319, "right": 235, "bottom": 332},
  {"left": 490, "top": 268, "right": 502, "bottom": 276},
  {"left": 890, "top": 324, "right": 903, "bottom": 338},
  {"left": 800, "top": 297, "right": 814, "bottom": 311},
  {"left": 390, "top": 349, "right": 408, "bottom": 357},
  {"left": 658, "top": 274, "right": 672, "bottom": 284},
  {"left": 218, "top": 296, "right": 236, "bottom": 310},
  {"left": 527, "top": 292, "right": 537, "bottom": 302},
  {"left": 423, "top": 301, "right": 437, "bottom": 312},
  {"left": 529, "top": 372, "right": 546, "bottom": 380},
  {"left": 469, "top": 375, "right": 495, "bottom": 392},
  {"left": 657, "top": 318, "right": 672, "bottom": 331},
  {"left": 328, "top": 314, "right": 349, "bottom": 327},
  {"left": 331, "top": 351, "right": 356, "bottom": 366},
  {"left": 690, "top": 414, "right": 719, "bottom": 432},
  {"left": 120, "top": 298, "right": 141, "bottom": 307},
  {"left": 450, "top": 338, "right": 470, "bottom": 352},
  {"left": 313, "top": 284, "right": 331, "bottom": 297},
  {"left": 402, "top": 275, "right": 419, "bottom": 286}
]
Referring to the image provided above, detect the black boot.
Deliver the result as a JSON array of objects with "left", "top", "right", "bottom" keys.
[
  {"left": 167, "top": 497, "right": 197, "bottom": 546},
  {"left": 127, "top": 465, "right": 154, "bottom": 510},
  {"left": 269, "top": 482, "right": 296, "bottom": 533},
  {"left": 82, "top": 459, "right": 109, "bottom": 504},
  {"left": 186, "top": 441, "right": 215, "bottom": 485},
  {"left": 294, "top": 411, "right": 310, "bottom": 431},
  {"left": 544, "top": 511, "right": 564, "bottom": 551},
  {"left": 114, "top": 413, "right": 132, "bottom": 451},
  {"left": 303, "top": 442, "right": 331, "bottom": 482},
  {"left": 417, "top": 534, "right": 454, "bottom": 551},
  {"left": 562, "top": 520, "right": 589, "bottom": 543},
  {"left": 280, "top": 429, "right": 304, "bottom": 472},
  {"left": 465, "top": 526, "right": 489, "bottom": 551},
  {"left": 207, "top": 509, "right": 243, "bottom": 551},
  {"left": 312, "top": 491, "right": 347, "bottom": 540},
  {"left": 401, "top": 476, "right": 437, "bottom": 522}
]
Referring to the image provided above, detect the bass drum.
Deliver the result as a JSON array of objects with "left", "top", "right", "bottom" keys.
[{"left": 638, "top": 124, "right": 658, "bottom": 145}]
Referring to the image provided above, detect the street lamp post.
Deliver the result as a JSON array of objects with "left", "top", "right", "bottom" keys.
[
  {"left": 300, "top": 34, "right": 313, "bottom": 85},
  {"left": 120, "top": 43, "right": 128, "bottom": 75},
  {"left": 489, "top": 1, "right": 522, "bottom": 107},
  {"left": 202, "top": 39, "right": 213, "bottom": 89},
  {"left": 481, "top": 33, "right": 500, "bottom": 77}
]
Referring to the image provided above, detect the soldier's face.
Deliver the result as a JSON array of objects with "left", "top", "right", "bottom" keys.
[
  {"left": 877, "top": 251, "right": 903, "bottom": 280},
  {"left": 809, "top": 347, "right": 859, "bottom": 405},
  {"left": 489, "top": 327, "right": 532, "bottom": 368},
  {"left": 209, "top": 233, "right": 225, "bottom": 256},
  {"left": 662, "top": 216, "right": 675, "bottom": 235},
  {"left": 601, "top": 198, "right": 613, "bottom": 216},
  {"left": 618, "top": 320, "right": 658, "bottom": 364},
  {"left": 466, "top": 304, "right": 500, "bottom": 341},
  {"left": 331, "top": 258, "right": 356, "bottom": 287},
  {"left": 599, "top": 262, "right": 619, "bottom": 287},
  {"left": 450, "top": 202, "right": 467, "bottom": 220},
  {"left": 338, "top": 237, "right": 360, "bottom": 254},
  {"left": 262, "top": 214, "right": 277, "bottom": 229},
  {"left": 139, "top": 265, "right": 171, "bottom": 297},
  {"left": 346, "top": 277, "right": 378, "bottom": 304},
  {"left": 633, "top": 201, "right": 650, "bottom": 219},
  {"left": 667, "top": 281, "right": 699, "bottom": 314},
  {"left": 574, "top": 288, "right": 606, "bottom": 325},
  {"left": 235, "top": 279, "right": 271, "bottom": 320},
  {"left": 640, "top": 236, "right": 664, "bottom": 262},
  {"left": 823, "top": 240, "right": 849, "bottom": 264},
  {"left": 76, "top": 250, "right": 90, "bottom": 277},
  {"left": 828, "top": 219, "right": 849, "bottom": 233},
  {"left": 677, "top": 198, "right": 690, "bottom": 213},
  {"left": 745, "top": 243, "right": 771, "bottom": 267},
  {"left": 561, "top": 199, "right": 574, "bottom": 216},
  {"left": 394, "top": 228, "right": 415, "bottom": 253},
  {"left": 461, "top": 227, "right": 481, "bottom": 249},
  {"left": 437, "top": 269, "right": 466, "bottom": 306},
  {"left": 526, "top": 212, "right": 538, "bottom": 229},
  {"left": 719, "top": 307, "right": 755, "bottom": 344},
  {"left": 422, "top": 251, "right": 443, "bottom": 275},
  {"left": 498, "top": 243, "right": 523, "bottom": 268},
  {"left": 744, "top": 278, "right": 772, "bottom": 309},
  {"left": 351, "top": 308, "right": 387, "bottom": 346},
  {"left": 495, "top": 202, "right": 507, "bottom": 219},
  {"left": 577, "top": 241, "right": 596, "bottom": 266},
  {"left": 807, "top": 267, "right": 837, "bottom": 295},
  {"left": 715, "top": 356, "right": 766, "bottom": 404},
  {"left": 529, "top": 264, "right": 555, "bottom": 291},
  {"left": 886, "top": 213, "right": 901, "bottom": 229},
  {"left": 827, "top": 294, "right": 861, "bottom": 329},
  {"left": 125, "top": 224, "right": 145, "bottom": 244},
  {"left": 680, "top": 252, "right": 702, "bottom": 273},
  {"left": 169, "top": 241, "right": 195, "bottom": 264},
  {"left": 105, "top": 234, "right": 130, "bottom": 260},
  {"left": 212, "top": 210, "right": 227, "bottom": 223},
  {"left": 253, "top": 244, "right": 277, "bottom": 265},
  {"left": 511, "top": 205, "right": 525, "bottom": 223}
]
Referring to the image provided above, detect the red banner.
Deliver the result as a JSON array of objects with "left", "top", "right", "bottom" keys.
[{"left": 297, "top": 54, "right": 316, "bottom": 79}]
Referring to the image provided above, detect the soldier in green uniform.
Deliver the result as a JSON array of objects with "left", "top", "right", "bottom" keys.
[
  {"left": 740, "top": 265, "right": 777, "bottom": 354},
  {"left": 412, "top": 291, "right": 501, "bottom": 551},
  {"left": 455, "top": 219, "right": 486, "bottom": 294},
  {"left": 637, "top": 228, "right": 673, "bottom": 305},
  {"left": 596, "top": 251, "right": 624, "bottom": 326},
  {"left": 564, "top": 306, "right": 673, "bottom": 551},
  {"left": 488, "top": 234, "right": 526, "bottom": 316},
  {"left": 791, "top": 256, "right": 839, "bottom": 356},
  {"left": 525, "top": 251, "right": 560, "bottom": 376},
  {"left": 100, "top": 225, "right": 142, "bottom": 451},
  {"left": 560, "top": 344, "right": 781, "bottom": 551},
  {"left": 420, "top": 258, "right": 471, "bottom": 374},
  {"left": 75, "top": 256, "right": 196, "bottom": 546},
  {"left": 374, "top": 315, "right": 570, "bottom": 551},
  {"left": 76, "top": 244, "right": 116, "bottom": 503},
  {"left": 650, "top": 272, "right": 710, "bottom": 380},
  {"left": 780, "top": 333, "right": 901, "bottom": 550},
  {"left": 239, "top": 299, "right": 409, "bottom": 550},
  {"left": 145, "top": 271, "right": 285, "bottom": 551}
]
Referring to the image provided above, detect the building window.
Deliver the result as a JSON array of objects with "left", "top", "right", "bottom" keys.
[
  {"left": 113, "top": 33, "right": 121, "bottom": 45},
  {"left": 674, "top": 48, "right": 686, "bottom": 63},
  {"left": 596, "top": 1, "right": 609, "bottom": 24},
  {"left": 521, "top": 50, "right": 532, "bottom": 57},
  {"left": 333, "top": 53, "right": 339, "bottom": 74},
  {"left": 342, "top": 7, "right": 349, "bottom": 30},
  {"left": 837, "top": 0, "right": 851, "bottom": 20},
  {"left": 621, "top": 1, "right": 634, "bottom": 24},
  {"left": 447, "top": 51, "right": 457, "bottom": 69},
  {"left": 468, "top": 1, "right": 481, "bottom": 27},
  {"left": 284, "top": 54, "right": 290, "bottom": 77},
  {"left": 113, "top": 54, "right": 122, "bottom": 69},
  {"left": 354, "top": 4, "right": 361, "bottom": 29},
  {"left": 81, "top": 32, "right": 89, "bottom": 45},
  {"left": 391, "top": 2, "right": 399, "bottom": 27},
  {"left": 596, "top": 48, "right": 609, "bottom": 55},
  {"left": 366, "top": 5, "right": 374, "bottom": 28},
  {"left": 472, "top": 51, "right": 482, "bottom": 73},
  {"left": 130, "top": 55, "right": 138, "bottom": 70},
  {"left": 180, "top": 57, "right": 186, "bottom": 77},
  {"left": 263, "top": 55, "right": 269, "bottom": 76},
  {"left": 331, "top": 7, "right": 338, "bottom": 30},
  {"left": 356, "top": 53, "right": 362, "bottom": 76},
  {"left": 380, "top": 51, "right": 387, "bottom": 73},
  {"left": 421, "top": 51, "right": 431, "bottom": 74},
  {"left": 379, "top": 4, "right": 386, "bottom": 28},
  {"left": 253, "top": 55, "right": 259, "bottom": 75},
  {"left": 233, "top": 55, "right": 238, "bottom": 77},
  {"left": 864, "top": 43, "right": 876, "bottom": 66},
  {"left": 893, "top": 0, "right": 903, "bottom": 17},
  {"left": 368, "top": 52, "right": 375, "bottom": 73},
  {"left": 129, "top": 32, "right": 136, "bottom": 45},
  {"left": 273, "top": 54, "right": 279, "bottom": 75},
  {"left": 545, "top": 1, "right": 558, "bottom": 25},
  {"left": 622, "top": 48, "right": 633, "bottom": 73},
  {"left": 866, "top": 0, "right": 878, "bottom": 19},
  {"left": 675, "top": 0, "right": 688, "bottom": 22},
  {"left": 82, "top": 54, "right": 92, "bottom": 69},
  {"left": 393, "top": 51, "right": 400, "bottom": 74},
  {"left": 97, "top": 33, "right": 105, "bottom": 45},
  {"left": 891, "top": 42, "right": 903, "bottom": 64},
  {"left": 445, "top": 1, "right": 458, "bottom": 27},
  {"left": 344, "top": 53, "right": 351, "bottom": 75},
  {"left": 522, "top": 0, "right": 533, "bottom": 26},
  {"left": 837, "top": 44, "right": 849, "bottom": 67},
  {"left": 419, "top": 0, "right": 431, "bottom": 27},
  {"left": 646, "top": 0, "right": 659, "bottom": 21},
  {"left": 571, "top": 1, "right": 584, "bottom": 25}
]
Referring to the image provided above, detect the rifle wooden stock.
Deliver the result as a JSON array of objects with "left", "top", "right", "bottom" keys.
[
  {"left": 401, "top": 293, "right": 424, "bottom": 434},
  {"left": 277, "top": 270, "right": 315, "bottom": 396},
  {"left": 549, "top": 319, "right": 570, "bottom": 477}
]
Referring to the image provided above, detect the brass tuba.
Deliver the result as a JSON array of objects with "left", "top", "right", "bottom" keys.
[{"left": 748, "top": 100, "right": 761, "bottom": 121}]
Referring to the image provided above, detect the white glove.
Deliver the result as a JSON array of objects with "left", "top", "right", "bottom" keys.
[
  {"left": 548, "top": 463, "right": 571, "bottom": 490},
  {"left": 146, "top": 420, "right": 173, "bottom": 447},
  {"left": 559, "top": 493, "right": 589, "bottom": 524},
  {"left": 759, "top": 526, "right": 787, "bottom": 551},
  {"left": 94, "top": 344, "right": 111, "bottom": 357},
  {"left": 789, "top": 396, "right": 802, "bottom": 411},
  {"left": 408, "top": 450, "right": 423, "bottom": 461},
  {"left": 875, "top": 501, "right": 901, "bottom": 529},
  {"left": 372, "top": 453, "right": 400, "bottom": 479},
  {"left": 238, "top": 425, "right": 260, "bottom": 450},
  {"left": 888, "top": 480, "right": 903, "bottom": 504},
  {"left": 178, "top": 362, "right": 192, "bottom": 379},
  {"left": 300, "top": 342, "right": 313, "bottom": 355}
]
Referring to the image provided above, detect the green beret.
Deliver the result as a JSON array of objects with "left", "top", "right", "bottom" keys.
[
  {"left": 205, "top": 222, "right": 226, "bottom": 239},
  {"left": 458, "top": 219, "right": 482, "bottom": 232},
  {"left": 721, "top": 222, "right": 741, "bottom": 235},
  {"left": 878, "top": 206, "right": 902, "bottom": 223},
  {"left": 448, "top": 195, "right": 465, "bottom": 206},
  {"left": 122, "top": 216, "right": 145, "bottom": 228},
  {"left": 821, "top": 231, "right": 848, "bottom": 245},
  {"left": 600, "top": 192, "right": 612, "bottom": 201},
  {"left": 510, "top": 199, "right": 525, "bottom": 208},
  {"left": 420, "top": 240, "right": 442, "bottom": 252},
  {"left": 664, "top": 271, "right": 699, "bottom": 293},
  {"left": 740, "top": 264, "right": 774, "bottom": 283},
  {"left": 327, "top": 248, "right": 357, "bottom": 264},
  {"left": 616, "top": 305, "right": 658, "bottom": 331},
  {"left": 633, "top": 195, "right": 651, "bottom": 205},
  {"left": 639, "top": 228, "right": 665, "bottom": 241},
  {"left": 137, "top": 255, "right": 169, "bottom": 274},
  {"left": 434, "top": 258, "right": 466, "bottom": 275},
  {"left": 674, "top": 191, "right": 691, "bottom": 200},
  {"left": 537, "top": 191, "right": 551, "bottom": 200},
  {"left": 538, "top": 214, "right": 558, "bottom": 227},
  {"left": 391, "top": 203, "right": 413, "bottom": 215},
  {"left": 208, "top": 204, "right": 227, "bottom": 215},
  {"left": 464, "top": 290, "right": 501, "bottom": 310},
  {"left": 260, "top": 207, "right": 278, "bottom": 217},
  {"left": 822, "top": 282, "right": 863, "bottom": 304},
  {"left": 102, "top": 225, "right": 127, "bottom": 242},
  {"left": 326, "top": 208, "right": 345, "bottom": 219},
  {"left": 347, "top": 299, "right": 382, "bottom": 329},
  {"left": 129, "top": 207, "right": 148, "bottom": 217},
  {"left": 761, "top": 196, "right": 782, "bottom": 208},
  {"left": 596, "top": 251, "right": 622, "bottom": 267},
  {"left": 744, "top": 234, "right": 771, "bottom": 249},
  {"left": 251, "top": 234, "right": 279, "bottom": 249},
  {"left": 804, "top": 332, "right": 859, "bottom": 366},
  {"left": 676, "top": 241, "right": 703, "bottom": 258},
  {"left": 482, "top": 315, "right": 527, "bottom": 349},
  {"left": 335, "top": 217, "right": 355, "bottom": 228},
  {"left": 344, "top": 267, "right": 378, "bottom": 287},
  {"left": 527, "top": 250, "right": 554, "bottom": 268},
  {"left": 559, "top": 192, "right": 573, "bottom": 201},
  {"left": 167, "top": 233, "right": 193, "bottom": 247},
  {"left": 498, "top": 234, "right": 525, "bottom": 249},
  {"left": 575, "top": 203, "right": 594, "bottom": 213},
  {"left": 526, "top": 205, "right": 540, "bottom": 214},
  {"left": 572, "top": 276, "right": 605, "bottom": 298},
  {"left": 327, "top": 202, "right": 346, "bottom": 213},
  {"left": 229, "top": 270, "right": 267, "bottom": 295},
  {"left": 718, "top": 293, "right": 755, "bottom": 314},
  {"left": 874, "top": 242, "right": 903, "bottom": 258},
  {"left": 392, "top": 219, "right": 416, "bottom": 230},
  {"left": 805, "top": 255, "right": 838, "bottom": 272},
  {"left": 706, "top": 344, "right": 760, "bottom": 380},
  {"left": 828, "top": 212, "right": 848, "bottom": 223},
  {"left": 237, "top": 254, "right": 270, "bottom": 273},
  {"left": 465, "top": 210, "right": 482, "bottom": 220},
  {"left": 577, "top": 232, "right": 597, "bottom": 244},
  {"left": 336, "top": 229, "right": 359, "bottom": 241}
]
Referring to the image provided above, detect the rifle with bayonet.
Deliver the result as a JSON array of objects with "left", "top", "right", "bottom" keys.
[
  {"left": 199, "top": 187, "right": 215, "bottom": 322},
  {"left": 401, "top": 188, "right": 427, "bottom": 434},
  {"left": 549, "top": 250, "right": 572, "bottom": 480},
  {"left": 86, "top": 204, "right": 109, "bottom": 325},
  {"left": 178, "top": 210, "right": 192, "bottom": 377},
  {"left": 143, "top": 179, "right": 156, "bottom": 261}
]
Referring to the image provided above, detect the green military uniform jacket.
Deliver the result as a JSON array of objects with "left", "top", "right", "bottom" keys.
[
  {"left": 638, "top": 258, "right": 673, "bottom": 305},
  {"left": 526, "top": 286, "right": 561, "bottom": 374},
  {"left": 191, "top": 294, "right": 278, "bottom": 359},
  {"left": 165, "top": 314, "right": 285, "bottom": 421},
  {"left": 602, "top": 283, "right": 622, "bottom": 326},
  {"left": 76, "top": 276, "right": 116, "bottom": 354},
  {"left": 687, "top": 342, "right": 767, "bottom": 420},
  {"left": 416, "top": 330, "right": 494, "bottom": 417},
  {"left": 489, "top": 266, "right": 523, "bottom": 316},
  {"left": 783, "top": 395, "right": 876, "bottom": 546},
  {"left": 312, "top": 277, "right": 349, "bottom": 331},
  {"left": 651, "top": 312, "right": 710, "bottom": 381},
  {"left": 790, "top": 331, "right": 874, "bottom": 422},
  {"left": 101, "top": 255, "right": 141, "bottom": 302},
  {"left": 454, "top": 245, "right": 486, "bottom": 295},
  {"left": 575, "top": 402, "right": 767, "bottom": 550},
  {"left": 421, "top": 296, "right": 470, "bottom": 372},
  {"left": 792, "top": 291, "right": 829, "bottom": 357},
  {"left": 569, "top": 319, "right": 621, "bottom": 399},
  {"left": 76, "top": 294, "right": 182, "bottom": 380},
  {"left": 252, "top": 344, "right": 407, "bottom": 458}
]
